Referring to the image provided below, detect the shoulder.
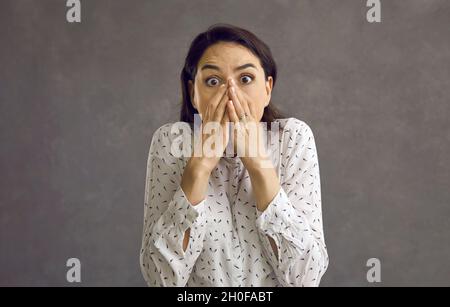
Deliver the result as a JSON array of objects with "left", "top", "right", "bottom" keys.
[
  {"left": 275, "top": 118, "right": 319, "bottom": 171},
  {"left": 275, "top": 117, "right": 317, "bottom": 162},
  {"left": 274, "top": 117, "right": 315, "bottom": 143},
  {"left": 151, "top": 122, "right": 176, "bottom": 142},
  {"left": 148, "top": 122, "right": 193, "bottom": 158},
  {"left": 149, "top": 123, "right": 172, "bottom": 150}
]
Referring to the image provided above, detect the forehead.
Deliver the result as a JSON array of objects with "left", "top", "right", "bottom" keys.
[{"left": 198, "top": 42, "right": 260, "bottom": 67}]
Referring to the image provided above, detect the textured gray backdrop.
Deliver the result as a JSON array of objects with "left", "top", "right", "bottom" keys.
[{"left": 1, "top": 0, "right": 449, "bottom": 286}]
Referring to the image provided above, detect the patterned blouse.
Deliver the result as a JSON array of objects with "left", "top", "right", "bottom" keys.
[{"left": 140, "top": 117, "right": 329, "bottom": 287}]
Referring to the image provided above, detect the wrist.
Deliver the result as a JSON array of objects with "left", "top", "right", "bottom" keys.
[
  {"left": 187, "top": 157, "right": 213, "bottom": 178},
  {"left": 181, "top": 158, "right": 212, "bottom": 206},
  {"left": 243, "top": 156, "right": 274, "bottom": 175}
]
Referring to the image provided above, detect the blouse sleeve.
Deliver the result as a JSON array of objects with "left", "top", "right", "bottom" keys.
[
  {"left": 139, "top": 124, "right": 208, "bottom": 287},
  {"left": 255, "top": 119, "right": 329, "bottom": 287}
]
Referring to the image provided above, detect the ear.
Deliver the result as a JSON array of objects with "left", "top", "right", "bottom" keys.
[
  {"left": 188, "top": 80, "right": 197, "bottom": 110},
  {"left": 264, "top": 76, "right": 273, "bottom": 107}
]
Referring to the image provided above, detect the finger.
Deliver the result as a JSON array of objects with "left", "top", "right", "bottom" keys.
[
  {"left": 222, "top": 103, "right": 230, "bottom": 122},
  {"left": 229, "top": 79, "right": 252, "bottom": 118},
  {"left": 203, "top": 100, "right": 210, "bottom": 123},
  {"left": 221, "top": 109, "right": 230, "bottom": 143},
  {"left": 208, "top": 84, "right": 228, "bottom": 121},
  {"left": 227, "top": 100, "right": 249, "bottom": 156},
  {"left": 234, "top": 86, "right": 253, "bottom": 119},
  {"left": 228, "top": 85, "right": 245, "bottom": 119},
  {"left": 227, "top": 100, "right": 241, "bottom": 153},
  {"left": 213, "top": 91, "right": 230, "bottom": 123},
  {"left": 227, "top": 100, "right": 240, "bottom": 123}
]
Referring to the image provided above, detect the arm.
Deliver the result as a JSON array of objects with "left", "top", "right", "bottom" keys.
[
  {"left": 250, "top": 121, "right": 329, "bottom": 287},
  {"left": 180, "top": 157, "right": 212, "bottom": 251},
  {"left": 139, "top": 126, "right": 209, "bottom": 287},
  {"left": 245, "top": 162, "right": 281, "bottom": 259}
]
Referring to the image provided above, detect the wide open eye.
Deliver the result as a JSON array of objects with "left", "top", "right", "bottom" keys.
[
  {"left": 240, "top": 75, "right": 254, "bottom": 84},
  {"left": 205, "top": 77, "right": 221, "bottom": 87}
]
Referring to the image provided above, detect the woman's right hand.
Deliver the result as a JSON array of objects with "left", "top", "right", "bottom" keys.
[
  {"left": 181, "top": 81, "right": 231, "bottom": 207},
  {"left": 190, "top": 81, "right": 232, "bottom": 175}
]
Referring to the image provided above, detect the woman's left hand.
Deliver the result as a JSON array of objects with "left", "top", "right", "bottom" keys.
[{"left": 226, "top": 78, "right": 272, "bottom": 172}]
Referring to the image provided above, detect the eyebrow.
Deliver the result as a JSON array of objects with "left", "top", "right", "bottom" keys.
[{"left": 200, "top": 63, "right": 257, "bottom": 72}]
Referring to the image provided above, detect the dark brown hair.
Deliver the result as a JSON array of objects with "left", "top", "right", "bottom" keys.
[{"left": 179, "top": 23, "right": 283, "bottom": 128}]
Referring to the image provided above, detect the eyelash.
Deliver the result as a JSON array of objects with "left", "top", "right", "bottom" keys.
[{"left": 205, "top": 74, "right": 254, "bottom": 87}]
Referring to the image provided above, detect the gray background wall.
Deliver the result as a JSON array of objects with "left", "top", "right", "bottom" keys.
[{"left": 1, "top": 0, "right": 449, "bottom": 286}]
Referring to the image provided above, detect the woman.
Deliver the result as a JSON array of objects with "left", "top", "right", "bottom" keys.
[{"left": 140, "top": 24, "right": 328, "bottom": 287}]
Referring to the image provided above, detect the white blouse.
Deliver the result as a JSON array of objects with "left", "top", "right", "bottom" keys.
[{"left": 140, "top": 117, "right": 329, "bottom": 287}]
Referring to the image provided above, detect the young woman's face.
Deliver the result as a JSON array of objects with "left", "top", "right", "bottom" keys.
[{"left": 188, "top": 42, "right": 273, "bottom": 122}]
